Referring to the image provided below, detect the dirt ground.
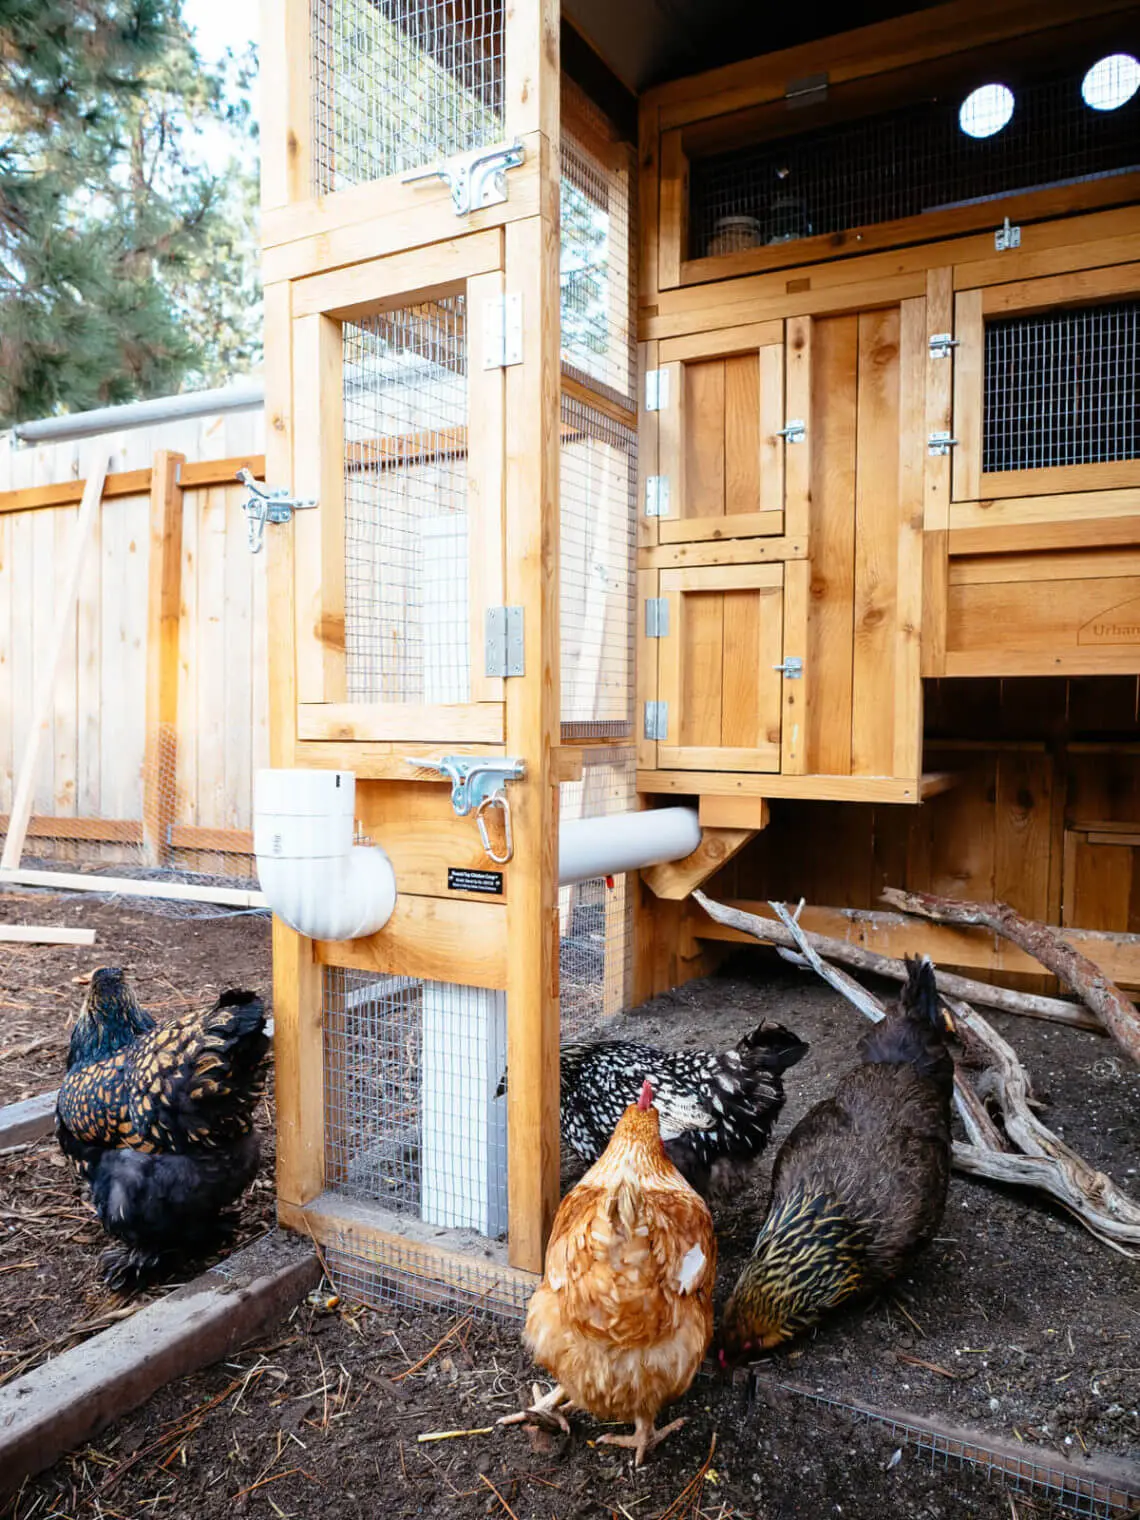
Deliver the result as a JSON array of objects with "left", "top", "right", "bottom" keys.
[{"left": 2, "top": 888, "right": 1138, "bottom": 1520}]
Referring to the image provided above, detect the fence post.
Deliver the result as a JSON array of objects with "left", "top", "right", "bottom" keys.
[{"left": 142, "top": 450, "right": 186, "bottom": 866}]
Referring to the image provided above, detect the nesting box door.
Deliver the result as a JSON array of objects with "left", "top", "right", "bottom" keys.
[{"left": 288, "top": 241, "right": 508, "bottom": 745}]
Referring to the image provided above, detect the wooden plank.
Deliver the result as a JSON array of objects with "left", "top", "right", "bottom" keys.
[
  {"left": 783, "top": 317, "right": 811, "bottom": 543},
  {"left": 980, "top": 261, "right": 1140, "bottom": 317},
  {"left": 758, "top": 341, "right": 785, "bottom": 516},
  {"left": 291, "top": 230, "right": 503, "bottom": 321},
  {"left": 467, "top": 269, "right": 507, "bottom": 706},
  {"left": 638, "top": 340, "right": 660, "bottom": 553},
  {"left": 922, "top": 268, "right": 954, "bottom": 677},
  {"left": 851, "top": 308, "right": 900, "bottom": 776},
  {"left": 639, "top": 533, "right": 809, "bottom": 570},
  {"left": 724, "top": 355, "right": 760, "bottom": 517},
  {"left": 559, "top": 371, "right": 638, "bottom": 430},
  {"left": 180, "top": 455, "right": 267, "bottom": 491},
  {"left": 270, "top": 921, "right": 324, "bottom": 1209},
  {"left": 894, "top": 297, "right": 926, "bottom": 781},
  {"left": 780, "top": 559, "right": 809, "bottom": 775},
  {"left": 0, "top": 866, "right": 265, "bottom": 907},
  {"left": 721, "top": 589, "right": 761, "bottom": 747},
  {"left": 661, "top": 562, "right": 783, "bottom": 593},
  {"left": 315, "top": 894, "right": 508, "bottom": 990},
  {"left": 0, "top": 512, "right": 12, "bottom": 812},
  {"left": 642, "top": 272, "right": 927, "bottom": 343},
  {"left": 950, "top": 550, "right": 1140, "bottom": 584},
  {"left": 659, "top": 322, "right": 784, "bottom": 364},
  {"left": 0, "top": 924, "right": 96, "bottom": 946},
  {"left": 0, "top": 456, "right": 266, "bottom": 517},
  {"left": 259, "top": 0, "right": 309, "bottom": 209},
  {"left": 0, "top": 814, "right": 142, "bottom": 843},
  {"left": 978, "top": 460, "right": 1140, "bottom": 500},
  {"left": 141, "top": 452, "right": 185, "bottom": 865},
  {"left": 657, "top": 742, "right": 782, "bottom": 771},
  {"left": 641, "top": 828, "right": 754, "bottom": 900},
  {"left": 50, "top": 504, "right": 77, "bottom": 831},
  {"left": 658, "top": 509, "right": 783, "bottom": 545},
  {"left": 950, "top": 288, "right": 983, "bottom": 503},
  {"left": 637, "top": 567, "right": 659, "bottom": 770},
  {"left": 944, "top": 648, "right": 1140, "bottom": 678},
  {"left": 699, "top": 794, "right": 770, "bottom": 829},
  {"left": 949, "top": 515, "right": 1140, "bottom": 556},
  {"left": 292, "top": 314, "right": 345, "bottom": 707},
  {"left": 295, "top": 739, "right": 507, "bottom": 777},
  {"left": 684, "top": 361, "right": 726, "bottom": 521},
  {"left": 30, "top": 489, "right": 56, "bottom": 819},
  {"left": 994, "top": 750, "right": 1053, "bottom": 920},
  {"left": 354, "top": 781, "right": 507, "bottom": 902},
  {"left": 1, "top": 452, "right": 109, "bottom": 873},
  {"left": 678, "top": 585, "right": 723, "bottom": 746},
  {"left": 296, "top": 702, "right": 505, "bottom": 743},
  {"left": 195, "top": 483, "right": 227, "bottom": 842},
  {"left": 657, "top": 130, "right": 688, "bottom": 291},
  {"left": 639, "top": 99, "right": 661, "bottom": 308},
  {"left": 264, "top": 281, "right": 297, "bottom": 771},
  {"left": 638, "top": 769, "right": 923, "bottom": 802},
  {"left": 505, "top": 0, "right": 558, "bottom": 141},
  {"left": 805, "top": 314, "right": 857, "bottom": 775}
]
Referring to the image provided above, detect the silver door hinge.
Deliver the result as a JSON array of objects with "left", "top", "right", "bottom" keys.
[
  {"left": 645, "top": 369, "right": 669, "bottom": 411},
  {"left": 995, "top": 216, "right": 1021, "bottom": 251},
  {"left": 235, "top": 468, "right": 317, "bottom": 554},
  {"left": 776, "top": 419, "right": 806, "bottom": 443},
  {"left": 929, "top": 333, "right": 960, "bottom": 359},
  {"left": 400, "top": 139, "right": 525, "bottom": 216},
  {"left": 645, "top": 598, "right": 669, "bottom": 638},
  {"left": 482, "top": 293, "right": 523, "bottom": 369},
  {"left": 928, "top": 431, "right": 959, "bottom": 457},
  {"left": 485, "top": 606, "right": 525, "bottom": 677},
  {"left": 645, "top": 476, "right": 670, "bottom": 517},
  {"left": 644, "top": 701, "right": 668, "bottom": 741},
  {"left": 773, "top": 656, "right": 803, "bottom": 679}
]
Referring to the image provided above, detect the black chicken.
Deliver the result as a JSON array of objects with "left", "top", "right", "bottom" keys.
[
  {"left": 556, "top": 1021, "right": 809, "bottom": 1198},
  {"left": 718, "top": 956, "right": 954, "bottom": 1359},
  {"left": 56, "top": 967, "right": 270, "bottom": 1289}
]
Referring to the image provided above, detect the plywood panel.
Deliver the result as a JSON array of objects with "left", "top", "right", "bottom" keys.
[{"left": 947, "top": 575, "right": 1140, "bottom": 673}]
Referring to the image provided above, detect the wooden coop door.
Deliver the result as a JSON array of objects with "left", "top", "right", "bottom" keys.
[{"left": 288, "top": 238, "right": 508, "bottom": 746}]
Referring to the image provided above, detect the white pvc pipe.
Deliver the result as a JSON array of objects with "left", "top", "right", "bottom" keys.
[
  {"left": 253, "top": 769, "right": 396, "bottom": 942},
  {"left": 13, "top": 380, "right": 264, "bottom": 443},
  {"left": 558, "top": 806, "right": 701, "bottom": 887}
]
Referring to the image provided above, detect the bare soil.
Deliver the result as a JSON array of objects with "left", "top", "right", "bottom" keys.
[{"left": 2, "top": 890, "right": 1138, "bottom": 1520}]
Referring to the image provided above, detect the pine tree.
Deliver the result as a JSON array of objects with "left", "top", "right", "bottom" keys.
[{"left": 0, "top": 0, "right": 261, "bottom": 425}]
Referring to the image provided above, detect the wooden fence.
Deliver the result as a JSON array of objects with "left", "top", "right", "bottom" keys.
[{"left": 0, "top": 406, "right": 268, "bottom": 872}]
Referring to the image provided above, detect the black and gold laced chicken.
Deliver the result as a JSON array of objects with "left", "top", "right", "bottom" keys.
[
  {"left": 718, "top": 956, "right": 954, "bottom": 1360},
  {"left": 56, "top": 967, "right": 270, "bottom": 1289}
]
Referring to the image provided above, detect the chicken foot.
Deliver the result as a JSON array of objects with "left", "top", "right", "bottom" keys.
[
  {"left": 497, "top": 1382, "right": 573, "bottom": 1435},
  {"left": 597, "top": 1415, "right": 686, "bottom": 1467}
]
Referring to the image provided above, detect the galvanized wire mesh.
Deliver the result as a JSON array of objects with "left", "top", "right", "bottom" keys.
[
  {"left": 325, "top": 1230, "right": 531, "bottom": 1321},
  {"left": 688, "top": 61, "right": 1140, "bottom": 260},
  {"left": 749, "top": 1377, "right": 1139, "bottom": 1518},
  {"left": 343, "top": 300, "right": 471, "bottom": 706},
  {"left": 310, "top": 0, "right": 504, "bottom": 194},
  {"left": 558, "top": 750, "right": 636, "bottom": 1039},
  {"left": 561, "top": 94, "right": 637, "bottom": 404},
  {"left": 560, "top": 397, "right": 636, "bottom": 741},
  {"left": 324, "top": 966, "right": 508, "bottom": 1237},
  {"left": 984, "top": 300, "right": 1140, "bottom": 473}
]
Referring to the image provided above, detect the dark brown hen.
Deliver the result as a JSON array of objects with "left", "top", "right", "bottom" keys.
[{"left": 718, "top": 956, "right": 953, "bottom": 1359}]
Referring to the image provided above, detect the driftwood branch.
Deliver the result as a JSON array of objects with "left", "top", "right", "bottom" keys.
[
  {"left": 882, "top": 888, "right": 1140, "bottom": 1065},
  {"left": 768, "top": 900, "right": 887, "bottom": 1024},
  {"left": 692, "top": 892, "right": 1099, "bottom": 1030}
]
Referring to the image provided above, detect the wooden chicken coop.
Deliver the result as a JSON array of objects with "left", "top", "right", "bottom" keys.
[{"left": 260, "top": 0, "right": 1140, "bottom": 1311}]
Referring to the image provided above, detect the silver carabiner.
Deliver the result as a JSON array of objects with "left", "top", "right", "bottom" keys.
[{"left": 476, "top": 789, "right": 513, "bottom": 865}]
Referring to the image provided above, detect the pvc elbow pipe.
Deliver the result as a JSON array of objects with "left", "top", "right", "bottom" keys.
[
  {"left": 254, "top": 769, "right": 397, "bottom": 942},
  {"left": 558, "top": 806, "right": 701, "bottom": 888}
]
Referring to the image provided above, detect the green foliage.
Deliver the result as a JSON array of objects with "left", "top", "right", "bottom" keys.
[{"left": 0, "top": 0, "right": 261, "bottom": 425}]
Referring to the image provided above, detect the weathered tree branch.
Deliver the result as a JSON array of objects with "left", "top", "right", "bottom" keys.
[
  {"left": 691, "top": 892, "right": 1099, "bottom": 1030},
  {"left": 881, "top": 889, "right": 1140, "bottom": 1066}
]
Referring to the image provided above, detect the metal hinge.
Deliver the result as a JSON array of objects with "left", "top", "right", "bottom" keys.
[
  {"left": 644, "top": 701, "right": 668, "bottom": 741},
  {"left": 235, "top": 468, "right": 318, "bottom": 554},
  {"left": 400, "top": 139, "right": 525, "bottom": 216},
  {"left": 786, "top": 71, "right": 828, "bottom": 108},
  {"left": 482, "top": 293, "right": 523, "bottom": 369},
  {"left": 645, "top": 369, "right": 669, "bottom": 412},
  {"left": 928, "top": 431, "right": 959, "bottom": 457},
  {"left": 776, "top": 419, "right": 806, "bottom": 444},
  {"left": 929, "top": 333, "right": 960, "bottom": 359},
  {"left": 485, "top": 606, "right": 525, "bottom": 678},
  {"left": 645, "top": 598, "right": 669, "bottom": 638},
  {"left": 645, "top": 476, "right": 670, "bottom": 517},
  {"left": 773, "top": 656, "right": 803, "bottom": 679},
  {"left": 995, "top": 216, "right": 1021, "bottom": 252}
]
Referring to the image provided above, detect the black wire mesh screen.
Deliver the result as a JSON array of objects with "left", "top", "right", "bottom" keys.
[
  {"left": 323, "top": 967, "right": 508, "bottom": 1236},
  {"left": 688, "top": 65, "right": 1140, "bottom": 260},
  {"left": 343, "top": 298, "right": 470, "bottom": 705},
  {"left": 310, "top": 0, "right": 505, "bottom": 193},
  {"left": 984, "top": 301, "right": 1140, "bottom": 473}
]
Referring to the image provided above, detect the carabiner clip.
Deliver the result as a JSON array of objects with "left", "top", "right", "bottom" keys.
[{"left": 476, "top": 789, "right": 513, "bottom": 865}]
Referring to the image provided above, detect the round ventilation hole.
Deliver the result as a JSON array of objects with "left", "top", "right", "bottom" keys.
[
  {"left": 959, "top": 83, "right": 1015, "bottom": 138},
  {"left": 1082, "top": 53, "right": 1140, "bottom": 111}
]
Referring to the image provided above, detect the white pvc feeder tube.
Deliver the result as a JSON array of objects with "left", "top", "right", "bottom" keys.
[
  {"left": 254, "top": 769, "right": 396, "bottom": 942},
  {"left": 558, "top": 806, "right": 701, "bottom": 887}
]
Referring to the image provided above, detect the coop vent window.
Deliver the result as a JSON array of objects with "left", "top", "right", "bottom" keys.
[
  {"left": 1082, "top": 53, "right": 1140, "bottom": 111},
  {"left": 983, "top": 301, "right": 1140, "bottom": 474},
  {"left": 688, "top": 60, "right": 1140, "bottom": 259}
]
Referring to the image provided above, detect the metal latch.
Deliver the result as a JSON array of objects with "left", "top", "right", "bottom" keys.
[
  {"left": 645, "top": 369, "right": 669, "bottom": 412},
  {"left": 774, "top": 656, "right": 803, "bottom": 679},
  {"left": 407, "top": 755, "right": 526, "bottom": 816},
  {"left": 995, "top": 216, "right": 1021, "bottom": 251},
  {"left": 485, "top": 606, "right": 524, "bottom": 678},
  {"left": 400, "top": 139, "right": 525, "bottom": 217},
  {"left": 776, "top": 419, "right": 806, "bottom": 443},
  {"left": 928, "top": 431, "right": 959, "bottom": 457},
  {"left": 929, "top": 333, "right": 960, "bottom": 359},
  {"left": 645, "top": 598, "right": 669, "bottom": 638},
  {"left": 235, "top": 468, "right": 317, "bottom": 554},
  {"left": 645, "top": 476, "right": 670, "bottom": 517},
  {"left": 482, "top": 293, "right": 523, "bottom": 369},
  {"left": 644, "top": 701, "right": 668, "bottom": 741}
]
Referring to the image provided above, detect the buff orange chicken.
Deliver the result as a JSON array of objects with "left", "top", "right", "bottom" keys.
[{"left": 500, "top": 1078, "right": 716, "bottom": 1466}]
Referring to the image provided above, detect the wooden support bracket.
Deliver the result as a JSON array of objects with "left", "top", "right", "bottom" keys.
[
  {"left": 641, "top": 826, "right": 754, "bottom": 900},
  {"left": 142, "top": 451, "right": 186, "bottom": 866}
]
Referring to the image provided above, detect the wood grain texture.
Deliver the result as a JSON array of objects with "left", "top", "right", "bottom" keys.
[{"left": 142, "top": 452, "right": 185, "bottom": 865}]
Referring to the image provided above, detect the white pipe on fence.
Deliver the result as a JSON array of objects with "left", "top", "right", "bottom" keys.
[
  {"left": 558, "top": 805, "right": 701, "bottom": 887},
  {"left": 12, "top": 380, "right": 264, "bottom": 444}
]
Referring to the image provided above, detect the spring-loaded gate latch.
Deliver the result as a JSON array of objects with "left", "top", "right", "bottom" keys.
[
  {"left": 236, "top": 468, "right": 318, "bottom": 554},
  {"left": 406, "top": 755, "right": 526, "bottom": 866}
]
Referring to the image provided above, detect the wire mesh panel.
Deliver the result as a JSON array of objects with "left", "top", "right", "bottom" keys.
[
  {"left": 560, "top": 398, "right": 636, "bottom": 740},
  {"left": 558, "top": 750, "right": 636, "bottom": 1040},
  {"left": 984, "top": 301, "right": 1140, "bottom": 473},
  {"left": 343, "top": 300, "right": 471, "bottom": 706},
  {"left": 324, "top": 967, "right": 508, "bottom": 1236},
  {"left": 688, "top": 62, "right": 1140, "bottom": 260},
  {"left": 561, "top": 97, "right": 637, "bottom": 404},
  {"left": 310, "top": 0, "right": 505, "bottom": 194},
  {"left": 325, "top": 1229, "right": 531, "bottom": 1321}
]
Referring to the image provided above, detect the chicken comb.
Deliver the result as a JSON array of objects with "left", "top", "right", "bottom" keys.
[{"left": 637, "top": 1078, "right": 655, "bottom": 1111}]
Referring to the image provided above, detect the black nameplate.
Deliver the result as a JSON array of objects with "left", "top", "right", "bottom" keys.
[{"left": 448, "top": 867, "right": 504, "bottom": 895}]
